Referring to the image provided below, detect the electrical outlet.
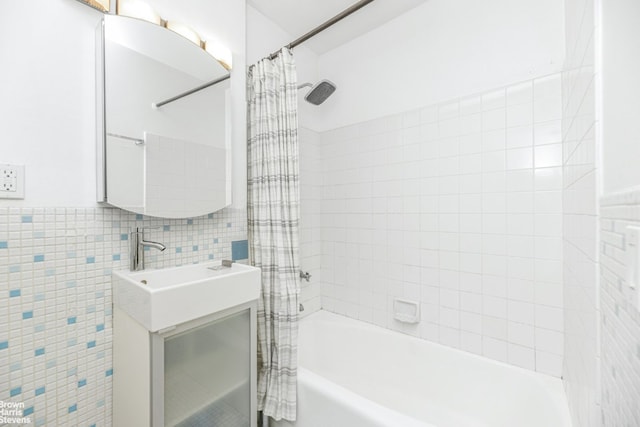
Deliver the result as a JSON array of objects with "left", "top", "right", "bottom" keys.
[{"left": 0, "top": 164, "right": 25, "bottom": 199}]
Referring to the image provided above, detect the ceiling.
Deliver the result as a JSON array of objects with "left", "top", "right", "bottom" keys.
[{"left": 247, "top": 0, "right": 428, "bottom": 54}]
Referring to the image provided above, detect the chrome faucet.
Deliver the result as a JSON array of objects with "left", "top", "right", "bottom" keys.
[{"left": 130, "top": 227, "right": 166, "bottom": 271}]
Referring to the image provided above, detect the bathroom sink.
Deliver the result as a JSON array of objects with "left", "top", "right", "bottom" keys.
[{"left": 113, "top": 262, "right": 261, "bottom": 332}]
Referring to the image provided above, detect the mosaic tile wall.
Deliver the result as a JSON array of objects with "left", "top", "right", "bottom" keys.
[
  {"left": 0, "top": 206, "right": 247, "bottom": 426},
  {"left": 600, "top": 192, "right": 640, "bottom": 426}
]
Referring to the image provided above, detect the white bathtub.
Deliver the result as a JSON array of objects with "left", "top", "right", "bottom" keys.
[{"left": 272, "top": 310, "right": 571, "bottom": 427}]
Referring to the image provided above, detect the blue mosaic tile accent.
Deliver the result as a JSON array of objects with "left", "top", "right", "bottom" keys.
[
  {"left": 208, "top": 213, "right": 213, "bottom": 219},
  {"left": 176, "top": 247, "right": 182, "bottom": 254},
  {"left": 232, "top": 240, "right": 249, "bottom": 261},
  {"left": 21, "top": 215, "right": 32, "bottom": 223},
  {"left": 1, "top": 205, "right": 246, "bottom": 426},
  {"left": 227, "top": 222, "right": 232, "bottom": 228},
  {"left": 214, "top": 238, "right": 219, "bottom": 243},
  {"left": 10, "top": 386, "right": 21, "bottom": 397}
]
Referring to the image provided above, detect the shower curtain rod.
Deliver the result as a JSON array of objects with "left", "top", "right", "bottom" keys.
[{"left": 267, "top": 0, "right": 375, "bottom": 60}]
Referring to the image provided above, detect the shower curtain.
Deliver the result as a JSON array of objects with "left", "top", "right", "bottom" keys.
[{"left": 247, "top": 47, "right": 300, "bottom": 422}]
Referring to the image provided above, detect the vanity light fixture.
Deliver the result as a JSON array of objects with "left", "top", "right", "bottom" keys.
[
  {"left": 114, "top": 0, "right": 232, "bottom": 69},
  {"left": 77, "top": 0, "right": 110, "bottom": 13},
  {"left": 204, "top": 40, "right": 233, "bottom": 70},
  {"left": 116, "top": 0, "right": 161, "bottom": 24},
  {"left": 166, "top": 21, "right": 202, "bottom": 46}
]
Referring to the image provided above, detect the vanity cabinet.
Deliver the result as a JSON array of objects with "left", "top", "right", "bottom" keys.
[{"left": 113, "top": 303, "right": 257, "bottom": 426}]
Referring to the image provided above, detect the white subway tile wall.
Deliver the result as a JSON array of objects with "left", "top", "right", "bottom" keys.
[
  {"left": 318, "top": 74, "right": 564, "bottom": 375},
  {"left": 0, "top": 207, "right": 246, "bottom": 426},
  {"left": 600, "top": 195, "right": 640, "bottom": 426},
  {"left": 299, "top": 127, "right": 323, "bottom": 315},
  {"left": 562, "top": 0, "right": 600, "bottom": 425}
]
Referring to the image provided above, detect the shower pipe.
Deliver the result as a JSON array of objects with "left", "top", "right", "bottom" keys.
[{"left": 267, "top": 0, "right": 376, "bottom": 60}]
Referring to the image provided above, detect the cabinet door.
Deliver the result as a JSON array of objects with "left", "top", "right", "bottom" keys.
[{"left": 163, "top": 309, "right": 251, "bottom": 426}]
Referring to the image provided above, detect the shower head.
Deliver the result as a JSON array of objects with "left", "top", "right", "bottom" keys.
[{"left": 298, "top": 79, "right": 336, "bottom": 105}]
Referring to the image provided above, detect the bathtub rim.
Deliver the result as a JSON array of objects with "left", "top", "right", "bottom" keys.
[{"left": 298, "top": 309, "right": 572, "bottom": 427}]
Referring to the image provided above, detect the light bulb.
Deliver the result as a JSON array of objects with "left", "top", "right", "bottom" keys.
[
  {"left": 117, "top": 0, "right": 161, "bottom": 25},
  {"left": 205, "top": 40, "right": 233, "bottom": 70},
  {"left": 166, "top": 21, "right": 201, "bottom": 46}
]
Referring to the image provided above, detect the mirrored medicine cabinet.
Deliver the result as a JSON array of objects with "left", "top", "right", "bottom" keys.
[{"left": 96, "top": 14, "right": 232, "bottom": 218}]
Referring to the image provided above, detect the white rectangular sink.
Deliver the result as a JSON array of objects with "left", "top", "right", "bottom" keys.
[{"left": 113, "top": 262, "right": 261, "bottom": 332}]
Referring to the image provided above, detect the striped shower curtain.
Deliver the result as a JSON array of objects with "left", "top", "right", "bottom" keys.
[{"left": 247, "top": 48, "right": 300, "bottom": 422}]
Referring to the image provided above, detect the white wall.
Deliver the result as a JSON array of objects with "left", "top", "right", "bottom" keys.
[
  {"left": 601, "top": 0, "right": 640, "bottom": 195},
  {"left": 597, "top": 0, "right": 640, "bottom": 426},
  {"left": 0, "top": 0, "right": 245, "bottom": 208},
  {"left": 313, "top": 0, "right": 565, "bottom": 132}
]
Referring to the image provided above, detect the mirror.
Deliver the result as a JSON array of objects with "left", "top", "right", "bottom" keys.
[{"left": 96, "top": 14, "right": 231, "bottom": 218}]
